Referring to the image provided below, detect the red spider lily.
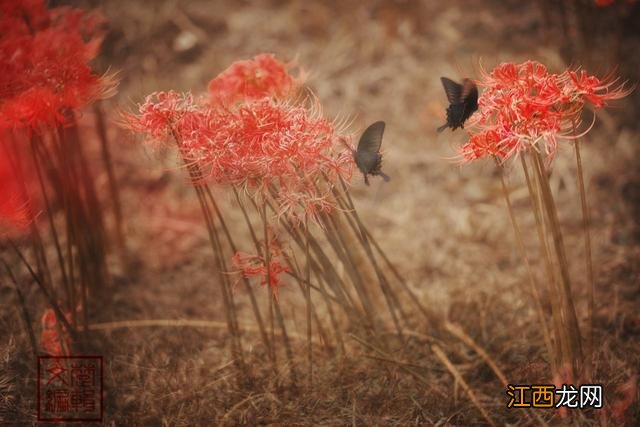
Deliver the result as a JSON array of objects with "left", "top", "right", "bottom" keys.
[
  {"left": 0, "top": 152, "right": 32, "bottom": 236},
  {"left": 458, "top": 61, "right": 631, "bottom": 163},
  {"left": 232, "top": 234, "right": 291, "bottom": 297},
  {"left": 182, "top": 99, "right": 351, "bottom": 185},
  {"left": 124, "top": 92, "right": 354, "bottom": 223},
  {"left": 191, "top": 98, "right": 352, "bottom": 223},
  {"left": 120, "top": 91, "right": 203, "bottom": 142},
  {"left": 208, "top": 54, "right": 299, "bottom": 106},
  {"left": 0, "top": 0, "right": 116, "bottom": 131},
  {"left": 40, "top": 307, "right": 72, "bottom": 356},
  {"left": 276, "top": 181, "right": 337, "bottom": 226},
  {"left": 232, "top": 252, "right": 291, "bottom": 295},
  {"left": 123, "top": 54, "right": 353, "bottom": 225},
  {"left": 0, "top": 0, "right": 49, "bottom": 35},
  {"left": 560, "top": 69, "right": 633, "bottom": 108}
]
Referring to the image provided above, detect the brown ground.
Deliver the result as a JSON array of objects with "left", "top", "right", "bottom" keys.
[{"left": 2, "top": 0, "right": 640, "bottom": 425}]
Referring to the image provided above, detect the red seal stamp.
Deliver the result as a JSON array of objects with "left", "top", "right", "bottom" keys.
[{"left": 37, "top": 356, "right": 103, "bottom": 422}]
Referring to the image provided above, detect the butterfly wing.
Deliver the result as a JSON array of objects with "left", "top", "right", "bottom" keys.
[
  {"left": 357, "top": 121, "right": 385, "bottom": 155},
  {"left": 355, "top": 121, "right": 385, "bottom": 173},
  {"left": 461, "top": 79, "right": 477, "bottom": 101},
  {"left": 462, "top": 80, "right": 478, "bottom": 109},
  {"left": 440, "top": 77, "right": 463, "bottom": 104},
  {"left": 460, "top": 79, "right": 479, "bottom": 123}
]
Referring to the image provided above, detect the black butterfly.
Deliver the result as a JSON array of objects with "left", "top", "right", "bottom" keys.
[
  {"left": 353, "top": 121, "right": 390, "bottom": 186},
  {"left": 437, "top": 77, "right": 478, "bottom": 132}
]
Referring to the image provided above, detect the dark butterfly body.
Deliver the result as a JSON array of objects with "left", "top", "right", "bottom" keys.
[
  {"left": 353, "top": 121, "right": 390, "bottom": 186},
  {"left": 437, "top": 77, "right": 478, "bottom": 132}
]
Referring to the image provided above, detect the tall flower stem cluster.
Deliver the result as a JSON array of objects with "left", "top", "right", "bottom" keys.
[
  {"left": 124, "top": 54, "right": 432, "bottom": 384},
  {"left": 459, "top": 60, "right": 632, "bottom": 381},
  {"left": 0, "top": 0, "right": 119, "bottom": 355}
]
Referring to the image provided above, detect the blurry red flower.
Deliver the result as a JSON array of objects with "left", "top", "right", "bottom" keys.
[
  {"left": 40, "top": 307, "right": 71, "bottom": 356},
  {"left": 208, "top": 54, "right": 299, "bottom": 105},
  {"left": 595, "top": 0, "right": 637, "bottom": 6},
  {"left": 0, "top": 152, "right": 32, "bottom": 236},
  {"left": 0, "top": 0, "right": 116, "bottom": 130}
]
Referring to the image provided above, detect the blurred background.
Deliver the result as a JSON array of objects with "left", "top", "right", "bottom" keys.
[
  {"left": 93, "top": 0, "right": 640, "bottom": 329},
  {"left": 2, "top": 0, "right": 639, "bottom": 424}
]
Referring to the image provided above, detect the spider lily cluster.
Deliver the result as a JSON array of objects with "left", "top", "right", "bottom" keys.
[
  {"left": 124, "top": 53, "right": 427, "bottom": 381},
  {"left": 123, "top": 86, "right": 353, "bottom": 225},
  {"left": 457, "top": 60, "right": 632, "bottom": 382},
  {"left": 0, "top": 0, "right": 119, "bottom": 356},
  {"left": 460, "top": 61, "right": 630, "bottom": 163}
]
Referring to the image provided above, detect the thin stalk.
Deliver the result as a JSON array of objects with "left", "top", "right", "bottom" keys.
[
  {"left": 54, "top": 126, "right": 91, "bottom": 333},
  {"left": 232, "top": 187, "right": 260, "bottom": 250},
  {"left": 62, "top": 119, "right": 109, "bottom": 292},
  {"left": 572, "top": 125, "right": 594, "bottom": 380},
  {"left": 93, "top": 102, "right": 125, "bottom": 251},
  {"left": 2, "top": 258, "right": 38, "bottom": 358},
  {"left": 33, "top": 138, "right": 78, "bottom": 325},
  {"left": 209, "top": 211, "right": 242, "bottom": 347},
  {"left": 305, "top": 215, "right": 313, "bottom": 386},
  {"left": 325, "top": 212, "right": 379, "bottom": 313},
  {"left": 296, "top": 227, "right": 359, "bottom": 315},
  {"left": 288, "top": 248, "right": 330, "bottom": 355},
  {"left": 532, "top": 151, "right": 583, "bottom": 373},
  {"left": 432, "top": 345, "right": 498, "bottom": 427},
  {"left": 330, "top": 182, "right": 409, "bottom": 336},
  {"left": 258, "top": 194, "right": 359, "bottom": 318},
  {"left": 284, "top": 254, "right": 346, "bottom": 355},
  {"left": 62, "top": 118, "right": 107, "bottom": 244},
  {"left": 314, "top": 271, "right": 345, "bottom": 354},
  {"left": 273, "top": 295, "right": 298, "bottom": 384},
  {"left": 321, "top": 212, "right": 379, "bottom": 336},
  {"left": 521, "top": 155, "right": 567, "bottom": 373},
  {"left": 3, "top": 240, "right": 75, "bottom": 338},
  {"left": 207, "top": 186, "right": 271, "bottom": 360},
  {"left": 316, "top": 269, "right": 345, "bottom": 355},
  {"left": 444, "top": 321, "right": 546, "bottom": 426},
  {"left": 495, "top": 159, "right": 554, "bottom": 367},
  {"left": 254, "top": 191, "right": 373, "bottom": 347},
  {"left": 260, "top": 201, "right": 296, "bottom": 382},
  {"left": 311, "top": 303, "right": 331, "bottom": 355},
  {"left": 282, "top": 255, "right": 336, "bottom": 351},
  {"left": 195, "top": 185, "right": 244, "bottom": 367},
  {"left": 350, "top": 334, "right": 432, "bottom": 388},
  {"left": 281, "top": 225, "right": 351, "bottom": 310},
  {"left": 336, "top": 176, "right": 436, "bottom": 328},
  {"left": 30, "top": 137, "right": 72, "bottom": 308},
  {"left": 261, "top": 202, "right": 277, "bottom": 364},
  {"left": 171, "top": 130, "right": 244, "bottom": 369},
  {"left": 0, "top": 140, "right": 53, "bottom": 297},
  {"left": 78, "top": 258, "right": 90, "bottom": 338}
]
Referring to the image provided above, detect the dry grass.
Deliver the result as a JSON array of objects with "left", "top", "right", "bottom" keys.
[{"left": 1, "top": 0, "right": 640, "bottom": 424}]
